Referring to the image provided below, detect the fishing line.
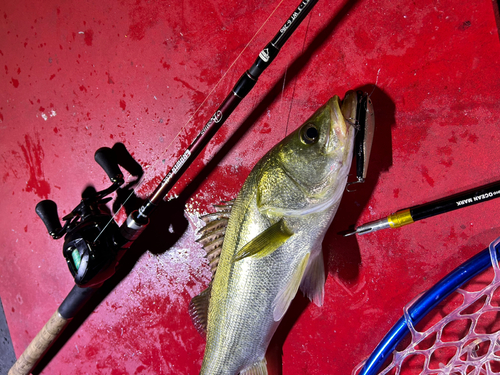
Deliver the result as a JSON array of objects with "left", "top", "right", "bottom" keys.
[
  {"left": 93, "top": 187, "right": 137, "bottom": 243},
  {"left": 93, "top": 0, "right": 287, "bottom": 243},
  {"left": 280, "top": 65, "right": 288, "bottom": 116},
  {"left": 368, "top": 68, "right": 381, "bottom": 99},
  {"left": 151, "top": 0, "right": 287, "bottom": 175},
  {"left": 284, "top": 10, "right": 313, "bottom": 137}
]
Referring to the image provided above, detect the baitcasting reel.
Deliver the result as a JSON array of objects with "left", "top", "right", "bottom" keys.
[{"left": 35, "top": 147, "right": 135, "bottom": 288}]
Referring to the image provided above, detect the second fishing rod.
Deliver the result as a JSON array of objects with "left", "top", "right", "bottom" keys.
[{"left": 344, "top": 180, "right": 500, "bottom": 236}]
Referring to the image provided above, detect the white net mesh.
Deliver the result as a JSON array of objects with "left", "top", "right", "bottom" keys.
[{"left": 354, "top": 240, "right": 500, "bottom": 374}]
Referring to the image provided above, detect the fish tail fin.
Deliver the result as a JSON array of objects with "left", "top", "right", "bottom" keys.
[
  {"left": 240, "top": 358, "right": 268, "bottom": 375},
  {"left": 300, "top": 250, "right": 325, "bottom": 307}
]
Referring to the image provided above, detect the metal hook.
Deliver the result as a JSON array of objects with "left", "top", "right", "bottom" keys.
[{"left": 346, "top": 177, "right": 365, "bottom": 192}]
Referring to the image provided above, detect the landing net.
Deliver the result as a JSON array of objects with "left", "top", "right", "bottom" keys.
[{"left": 354, "top": 237, "right": 500, "bottom": 374}]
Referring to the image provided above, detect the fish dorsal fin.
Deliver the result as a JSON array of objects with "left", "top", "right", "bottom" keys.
[
  {"left": 188, "top": 282, "right": 212, "bottom": 338},
  {"left": 197, "top": 200, "right": 234, "bottom": 276},
  {"left": 272, "top": 252, "right": 310, "bottom": 321},
  {"left": 190, "top": 200, "right": 234, "bottom": 336},
  {"left": 299, "top": 251, "right": 325, "bottom": 307},
  {"left": 233, "top": 219, "right": 293, "bottom": 262},
  {"left": 240, "top": 358, "right": 268, "bottom": 375}
]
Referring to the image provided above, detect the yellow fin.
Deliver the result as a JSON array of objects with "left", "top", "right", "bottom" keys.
[
  {"left": 299, "top": 251, "right": 325, "bottom": 307},
  {"left": 233, "top": 219, "right": 293, "bottom": 262},
  {"left": 240, "top": 358, "right": 268, "bottom": 375},
  {"left": 272, "top": 253, "right": 310, "bottom": 321}
]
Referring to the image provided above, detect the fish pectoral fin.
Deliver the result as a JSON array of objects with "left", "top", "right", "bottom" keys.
[
  {"left": 272, "top": 253, "right": 310, "bottom": 321},
  {"left": 233, "top": 219, "right": 293, "bottom": 262},
  {"left": 240, "top": 358, "right": 268, "bottom": 375},
  {"left": 300, "top": 251, "right": 325, "bottom": 307},
  {"left": 188, "top": 282, "right": 212, "bottom": 338}
]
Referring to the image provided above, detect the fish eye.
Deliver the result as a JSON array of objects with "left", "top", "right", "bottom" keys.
[{"left": 300, "top": 123, "right": 319, "bottom": 145}]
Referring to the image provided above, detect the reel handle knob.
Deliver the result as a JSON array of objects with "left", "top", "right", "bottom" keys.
[
  {"left": 94, "top": 147, "right": 124, "bottom": 184},
  {"left": 35, "top": 200, "right": 62, "bottom": 238}
]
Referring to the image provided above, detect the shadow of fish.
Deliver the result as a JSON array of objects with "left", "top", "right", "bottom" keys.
[{"left": 190, "top": 93, "right": 361, "bottom": 375}]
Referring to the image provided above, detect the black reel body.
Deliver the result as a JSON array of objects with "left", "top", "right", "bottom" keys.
[
  {"left": 62, "top": 213, "right": 121, "bottom": 287},
  {"left": 36, "top": 147, "right": 132, "bottom": 288}
]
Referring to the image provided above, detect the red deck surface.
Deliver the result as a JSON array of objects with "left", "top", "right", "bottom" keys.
[{"left": 1, "top": 0, "right": 500, "bottom": 374}]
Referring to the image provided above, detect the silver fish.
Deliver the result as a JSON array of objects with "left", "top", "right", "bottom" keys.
[{"left": 191, "top": 93, "right": 361, "bottom": 375}]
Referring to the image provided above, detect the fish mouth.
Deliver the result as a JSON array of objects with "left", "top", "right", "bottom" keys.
[{"left": 325, "top": 94, "right": 354, "bottom": 151}]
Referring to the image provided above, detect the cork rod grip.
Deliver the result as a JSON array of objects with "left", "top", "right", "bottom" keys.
[{"left": 9, "top": 310, "right": 69, "bottom": 375}]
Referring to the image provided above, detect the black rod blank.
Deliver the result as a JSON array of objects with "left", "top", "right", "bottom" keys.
[{"left": 135, "top": 0, "right": 320, "bottom": 221}]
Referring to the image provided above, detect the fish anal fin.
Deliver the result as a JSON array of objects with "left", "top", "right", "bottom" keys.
[
  {"left": 240, "top": 358, "right": 268, "bottom": 375},
  {"left": 188, "top": 283, "right": 212, "bottom": 338},
  {"left": 272, "top": 253, "right": 310, "bottom": 321},
  {"left": 233, "top": 219, "right": 293, "bottom": 262},
  {"left": 300, "top": 251, "right": 325, "bottom": 307}
]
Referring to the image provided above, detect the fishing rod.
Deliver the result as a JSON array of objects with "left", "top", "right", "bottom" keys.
[
  {"left": 135, "top": 0, "right": 321, "bottom": 221},
  {"left": 9, "top": 1, "right": 321, "bottom": 374}
]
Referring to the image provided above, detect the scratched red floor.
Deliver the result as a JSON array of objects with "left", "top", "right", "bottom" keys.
[{"left": 1, "top": 0, "right": 500, "bottom": 374}]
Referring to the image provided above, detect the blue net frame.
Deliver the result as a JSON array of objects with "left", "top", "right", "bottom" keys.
[{"left": 356, "top": 236, "right": 500, "bottom": 375}]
